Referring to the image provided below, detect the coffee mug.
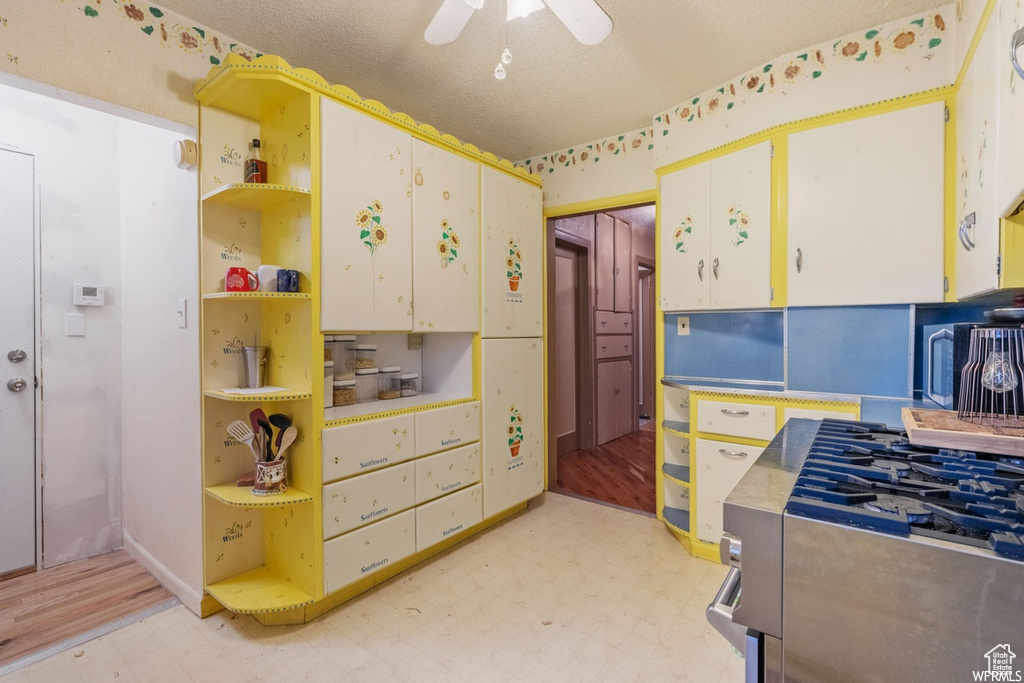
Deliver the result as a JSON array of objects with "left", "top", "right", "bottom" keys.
[
  {"left": 226, "top": 267, "right": 259, "bottom": 292},
  {"left": 257, "top": 265, "right": 280, "bottom": 292},
  {"left": 277, "top": 269, "right": 299, "bottom": 293}
]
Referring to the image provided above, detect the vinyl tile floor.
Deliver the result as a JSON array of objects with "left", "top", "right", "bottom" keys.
[{"left": 1, "top": 493, "right": 740, "bottom": 682}]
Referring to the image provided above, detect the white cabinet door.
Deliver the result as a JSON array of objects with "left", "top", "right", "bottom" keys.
[
  {"left": 958, "top": 14, "right": 1001, "bottom": 299},
  {"left": 709, "top": 141, "right": 772, "bottom": 309},
  {"left": 695, "top": 438, "right": 764, "bottom": 545},
  {"left": 788, "top": 102, "right": 946, "bottom": 306},
  {"left": 413, "top": 401, "right": 481, "bottom": 457},
  {"left": 659, "top": 161, "right": 710, "bottom": 310},
  {"left": 415, "top": 484, "right": 482, "bottom": 551},
  {"left": 613, "top": 216, "right": 633, "bottom": 312},
  {"left": 481, "top": 338, "right": 544, "bottom": 518},
  {"left": 323, "top": 509, "right": 416, "bottom": 595},
  {"left": 999, "top": 0, "right": 1024, "bottom": 218},
  {"left": 412, "top": 139, "right": 480, "bottom": 332},
  {"left": 595, "top": 213, "right": 616, "bottom": 311},
  {"left": 320, "top": 99, "right": 412, "bottom": 331},
  {"left": 322, "top": 414, "right": 415, "bottom": 483},
  {"left": 481, "top": 167, "right": 543, "bottom": 338}
]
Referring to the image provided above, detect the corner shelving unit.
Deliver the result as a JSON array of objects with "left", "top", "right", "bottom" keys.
[{"left": 658, "top": 379, "right": 693, "bottom": 545}]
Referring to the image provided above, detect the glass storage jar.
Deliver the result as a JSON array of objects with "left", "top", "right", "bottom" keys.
[
  {"left": 334, "top": 335, "right": 356, "bottom": 378},
  {"left": 324, "top": 360, "right": 335, "bottom": 407},
  {"left": 400, "top": 372, "right": 419, "bottom": 397},
  {"left": 354, "top": 368, "right": 379, "bottom": 403},
  {"left": 378, "top": 366, "right": 401, "bottom": 400},
  {"left": 333, "top": 378, "right": 356, "bottom": 406},
  {"left": 324, "top": 335, "right": 334, "bottom": 362},
  {"left": 350, "top": 344, "right": 377, "bottom": 371}
]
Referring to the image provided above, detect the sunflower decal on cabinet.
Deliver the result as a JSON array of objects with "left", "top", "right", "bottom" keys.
[
  {"left": 728, "top": 205, "right": 750, "bottom": 246},
  {"left": 674, "top": 216, "right": 693, "bottom": 253},
  {"left": 507, "top": 239, "right": 523, "bottom": 291},
  {"left": 356, "top": 199, "right": 387, "bottom": 255},
  {"left": 508, "top": 405, "right": 524, "bottom": 458},
  {"left": 437, "top": 219, "right": 460, "bottom": 268}
]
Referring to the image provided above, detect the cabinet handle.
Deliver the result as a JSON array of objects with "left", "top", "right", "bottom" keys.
[
  {"left": 958, "top": 212, "right": 976, "bottom": 252},
  {"left": 719, "top": 449, "right": 748, "bottom": 458},
  {"left": 697, "top": 259, "right": 704, "bottom": 281},
  {"left": 795, "top": 248, "right": 803, "bottom": 273},
  {"left": 720, "top": 409, "right": 749, "bottom": 416},
  {"left": 712, "top": 258, "right": 719, "bottom": 280},
  {"left": 1012, "top": 27, "right": 1024, "bottom": 80}
]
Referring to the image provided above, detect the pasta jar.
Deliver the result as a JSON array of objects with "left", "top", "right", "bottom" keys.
[
  {"left": 333, "top": 378, "right": 355, "bottom": 406},
  {"left": 349, "top": 344, "right": 377, "bottom": 370},
  {"left": 333, "top": 335, "right": 356, "bottom": 378},
  {"left": 354, "top": 368, "right": 379, "bottom": 403},
  {"left": 378, "top": 366, "right": 401, "bottom": 400},
  {"left": 400, "top": 372, "right": 419, "bottom": 397},
  {"left": 324, "top": 335, "right": 334, "bottom": 362},
  {"left": 323, "top": 360, "right": 335, "bottom": 407}
]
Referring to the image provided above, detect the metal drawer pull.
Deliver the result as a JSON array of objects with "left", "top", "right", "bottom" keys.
[
  {"left": 720, "top": 409, "right": 749, "bottom": 416},
  {"left": 1012, "top": 26, "right": 1024, "bottom": 80},
  {"left": 697, "top": 259, "right": 704, "bottom": 281},
  {"left": 719, "top": 448, "right": 748, "bottom": 458},
  {"left": 712, "top": 257, "right": 720, "bottom": 280},
  {"left": 795, "top": 248, "right": 803, "bottom": 273}
]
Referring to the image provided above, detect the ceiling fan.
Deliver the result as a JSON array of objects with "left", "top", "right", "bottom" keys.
[{"left": 425, "top": 0, "right": 613, "bottom": 46}]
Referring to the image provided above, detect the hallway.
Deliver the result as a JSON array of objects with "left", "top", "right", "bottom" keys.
[{"left": 555, "top": 423, "right": 656, "bottom": 514}]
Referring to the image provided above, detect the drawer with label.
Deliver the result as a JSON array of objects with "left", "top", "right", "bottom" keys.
[
  {"left": 696, "top": 399, "right": 776, "bottom": 441},
  {"left": 415, "top": 484, "right": 482, "bottom": 552},
  {"left": 414, "top": 401, "right": 480, "bottom": 457},
  {"left": 322, "top": 414, "right": 415, "bottom": 483},
  {"left": 322, "top": 461, "right": 416, "bottom": 540},
  {"left": 323, "top": 509, "right": 416, "bottom": 595},
  {"left": 415, "top": 442, "right": 481, "bottom": 504}
]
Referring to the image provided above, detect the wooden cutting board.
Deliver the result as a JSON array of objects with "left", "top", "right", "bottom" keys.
[{"left": 902, "top": 407, "right": 1024, "bottom": 456}]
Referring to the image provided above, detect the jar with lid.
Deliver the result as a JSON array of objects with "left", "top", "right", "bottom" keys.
[
  {"left": 333, "top": 378, "right": 356, "bottom": 406},
  {"left": 350, "top": 344, "right": 377, "bottom": 371},
  {"left": 378, "top": 366, "right": 401, "bottom": 400},
  {"left": 354, "top": 368, "right": 379, "bottom": 403},
  {"left": 324, "top": 360, "right": 335, "bottom": 407},
  {"left": 334, "top": 335, "right": 356, "bottom": 378},
  {"left": 399, "top": 372, "right": 419, "bottom": 397},
  {"left": 324, "top": 335, "right": 334, "bottom": 362}
]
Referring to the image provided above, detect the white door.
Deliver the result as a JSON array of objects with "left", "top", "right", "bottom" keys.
[
  {"left": 659, "top": 161, "right": 710, "bottom": 310},
  {"left": 0, "top": 149, "right": 37, "bottom": 574},
  {"left": 709, "top": 141, "right": 772, "bottom": 309}
]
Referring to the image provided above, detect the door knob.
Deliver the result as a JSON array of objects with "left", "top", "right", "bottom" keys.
[
  {"left": 7, "top": 349, "right": 27, "bottom": 363},
  {"left": 7, "top": 378, "right": 28, "bottom": 392}
]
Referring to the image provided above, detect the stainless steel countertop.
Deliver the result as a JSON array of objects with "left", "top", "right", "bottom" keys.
[
  {"left": 725, "top": 418, "right": 819, "bottom": 517},
  {"left": 661, "top": 376, "right": 860, "bottom": 405}
]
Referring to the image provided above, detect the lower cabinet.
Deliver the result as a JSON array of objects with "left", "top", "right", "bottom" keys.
[
  {"left": 324, "top": 510, "right": 416, "bottom": 595},
  {"left": 416, "top": 484, "right": 482, "bottom": 551},
  {"left": 695, "top": 437, "right": 764, "bottom": 545},
  {"left": 415, "top": 443, "right": 481, "bottom": 504},
  {"left": 596, "top": 359, "right": 633, "bottom": 445},
  {"left": 322, "top": 462, "right": 416, "bottom": 540}
]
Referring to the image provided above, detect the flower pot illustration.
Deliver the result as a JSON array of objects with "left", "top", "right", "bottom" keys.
[
  {"left": 509, "top": 440, "right": 521, "bottom": 457},
  {"left": 508, "top": 275, "right": 520, "bottom": 292}
]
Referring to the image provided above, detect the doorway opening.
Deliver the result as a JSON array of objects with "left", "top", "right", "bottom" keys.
[{"left": 546, "top": 203, "right": 657, "bottom": 514}]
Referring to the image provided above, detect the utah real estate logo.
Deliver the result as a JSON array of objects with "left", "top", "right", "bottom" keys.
[{"left": 973, "top": 644, "right": 1021, "bottom": 681}]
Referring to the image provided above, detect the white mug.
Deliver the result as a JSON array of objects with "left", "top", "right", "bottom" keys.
[{"left": 257, "top": 265, "right": 280, "bottom": 292}]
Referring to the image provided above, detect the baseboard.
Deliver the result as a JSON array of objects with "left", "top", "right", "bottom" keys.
[{"left": 123, "top": 531, "right": 204, "bottom": 617}]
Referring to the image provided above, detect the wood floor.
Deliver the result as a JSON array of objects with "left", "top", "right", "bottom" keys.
[
  {"left": 555, "top": 422, "right": 656, "bottom": 513},
  {"left": 0, "top": 549, "right": 175, "bottom": 670}
]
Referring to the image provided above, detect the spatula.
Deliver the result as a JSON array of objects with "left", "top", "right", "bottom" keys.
[
  {"left": 276, "top": 426, "right": 298, "bottom": 461},
  {"left": 269, "top": 413, "right": 292, "bottom": 450},
  {"left": 226, "top": 420, "right": 260, "bottom": 461}
]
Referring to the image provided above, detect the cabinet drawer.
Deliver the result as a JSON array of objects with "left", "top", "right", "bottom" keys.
[
  {"left": 322, "top": 415, "right": 415, "bottom": 483},
  {"left": 595, "top": 310, "right": 633, "bottom": 334},
  {"left": 695, "top": 438, "right": 765, "bottom": 545},
  {"left": 415, "top": 443, "right": 481, "bottom": 504},
  {"left": 324, "top": 509, "right": 416, "bottom": 595},
  {"left": 415, "top": 484, "right": 482, "bottom": 552},
  {"left": 783, "top": 407, "right": 857, "bottom": 423},
  {"left": 696, "top": 399, "right": 776, "bottom": 441},
  {"left": 414, "top": 401, "right": 480, "bottom": 457},
  {"left": 595, "top": 335, "right": 632, "bottom": 360},
  {"left": 663, "top": 386, "right": 690, "bottom": 425},
  {"left": 322, "top": 462, "right": 416, "bottom": 540}
]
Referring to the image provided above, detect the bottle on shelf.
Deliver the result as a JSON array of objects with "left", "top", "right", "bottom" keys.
[{"left": 244, "top": 138, "right": 268, "bottom": 184}]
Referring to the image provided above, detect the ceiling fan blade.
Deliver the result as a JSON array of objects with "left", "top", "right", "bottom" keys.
[
  {"left": 542, "top": 0, "right": 612, "bottom": 45},
  {"left": 425, "top": 0, "right": 477, "bottom": 45}
]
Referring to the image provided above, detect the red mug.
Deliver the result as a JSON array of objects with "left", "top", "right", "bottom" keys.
[{"left": 226, "top": 267, "right": 260, "bottom": 292}]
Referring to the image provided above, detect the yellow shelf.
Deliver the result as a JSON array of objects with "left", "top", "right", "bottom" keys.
[
  {"left": 206, "top": 567, "right": 314, "bottom": 614},
  {"left": 203, "top": 292, "right": 311, "bottom": 300},
  {"left": 201, "top": 183, "right": 310, "bottom": 210},
  {"left": 204, "top": 484, "right": 313, "bottom": 508},
  {"left": 204, "top": 389, "right": 312, "bottom": 402}
]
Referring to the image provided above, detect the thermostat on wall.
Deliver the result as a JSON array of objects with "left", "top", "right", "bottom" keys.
[{"left": 74, "top": 284, "right": 105, "bottom": 307}]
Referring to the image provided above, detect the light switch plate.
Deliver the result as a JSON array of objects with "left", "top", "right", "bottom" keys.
[
  {"left": 177, "top": 298, "right": 187, "bottom": 328},
  {"left": 66, "top": 312, "right": 86, "bottom": 337},
  {"left": 677, "top": 316, "right": 690, "bottom": 336}
]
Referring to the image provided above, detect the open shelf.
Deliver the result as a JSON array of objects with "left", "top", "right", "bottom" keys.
[
  {"left": 206, "top": 566, "right": 314, "bottom": 614},
  {"left": 204, "top": 292, "right": 311, "bottom": 300},
  {"left": 205, "top": 484, "right": 313, "bottom": 508},
  {"left": 325, "top": 393, "right": 474, "bottom": 425},
  {"left": 202, "top": 183, "right": 310, "bottom": 210},
  {"left": 662, "top": 419, "right": 690, "bottom": 435},
  {"left": 662, "top": 507, "right": 691, "bottom": 534},
  {"left": 662, "top": 463, "right": 691, "bottom": 485},
  {"left": 205, "top": 389, "right": 312, "bottom": 402}
]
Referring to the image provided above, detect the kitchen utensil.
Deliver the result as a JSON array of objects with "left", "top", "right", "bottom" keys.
[
  {"left": 225, "top": 267, "right": 259, "bottom": 292},
  {"left": 242, "top": 346, "right": 268, "bottom": 388},
  {"left": 956, "top": 326, "right": 1024, "bottom": 424},
  {"left": 226, "top": 420, "right": 260, "bottom": 461},
  {"left": 276, "top": 426, "right": 297, "bottom": 460},
  {"left": 268, "top": 413, "right": 292, "bottom": 449}
]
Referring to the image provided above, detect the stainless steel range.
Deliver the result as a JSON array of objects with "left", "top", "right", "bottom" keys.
[{"left": 707, "top": 418, "right": 1024, "bottom": 682}]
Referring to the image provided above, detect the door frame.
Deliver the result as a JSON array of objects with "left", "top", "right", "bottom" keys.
[
  {"left": 0, "top": 144, "right": 43, "bottom": 574},
  {"left": 635, "top": 256, "right": 655, "bottom": 422}
]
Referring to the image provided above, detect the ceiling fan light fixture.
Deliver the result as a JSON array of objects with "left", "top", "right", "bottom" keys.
[{"left": 507, "top": 0, "right": 545, "bottom": 21}]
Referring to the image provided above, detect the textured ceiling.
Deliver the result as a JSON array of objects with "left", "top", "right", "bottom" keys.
[
  {"left": 609, "top": 205, "right": 656, "bottom": 232},
  {"left": 161, "top": 0, "right": 944, "bottom": 161}
]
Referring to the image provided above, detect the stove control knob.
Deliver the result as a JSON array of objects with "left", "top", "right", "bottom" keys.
[{"left": 720, "top": 533, "right": 742, "bottom": 569}]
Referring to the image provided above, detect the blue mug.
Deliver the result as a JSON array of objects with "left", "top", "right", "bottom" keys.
[{"left": 277, "top": 269, "right": 299, "bottom": 292}]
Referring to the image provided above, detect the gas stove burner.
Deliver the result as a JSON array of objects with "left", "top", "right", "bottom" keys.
[
  {"left": 863, "top": 495, "right": 934, "bottom": 524},
  {"left": 871, "top": 460, "right": 912, "bottom": 476}
]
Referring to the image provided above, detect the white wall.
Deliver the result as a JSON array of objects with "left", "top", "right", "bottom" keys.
[
  {"left": 119, "top": 119, "right": 202, "bottom": 612},
  {"left": 0, "top": 83, "right": 124, "bottom": 565}
]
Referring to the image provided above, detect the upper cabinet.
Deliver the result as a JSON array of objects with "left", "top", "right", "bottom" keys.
[
  {"left": 411, "top": 139, "right": 480, "bottom": 332},
  {"left": 320, "top": 99, "right": 413, "bottom": 331},
  {"left": 481, "top": 167, "right": 543, "bottom": 338},
  {"left": 788, "top": 102, "right": 945, "bottom": 306},
  {"left": 595, "top": 213, "right": 633, "bottom": 312},
  {"left": 659, "top": 141, "right": 771, "bottom": 311}
]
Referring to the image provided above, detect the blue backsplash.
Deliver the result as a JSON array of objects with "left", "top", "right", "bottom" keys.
[{"left": 663, "top": 311, "right": 784, "bottom": 383}]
